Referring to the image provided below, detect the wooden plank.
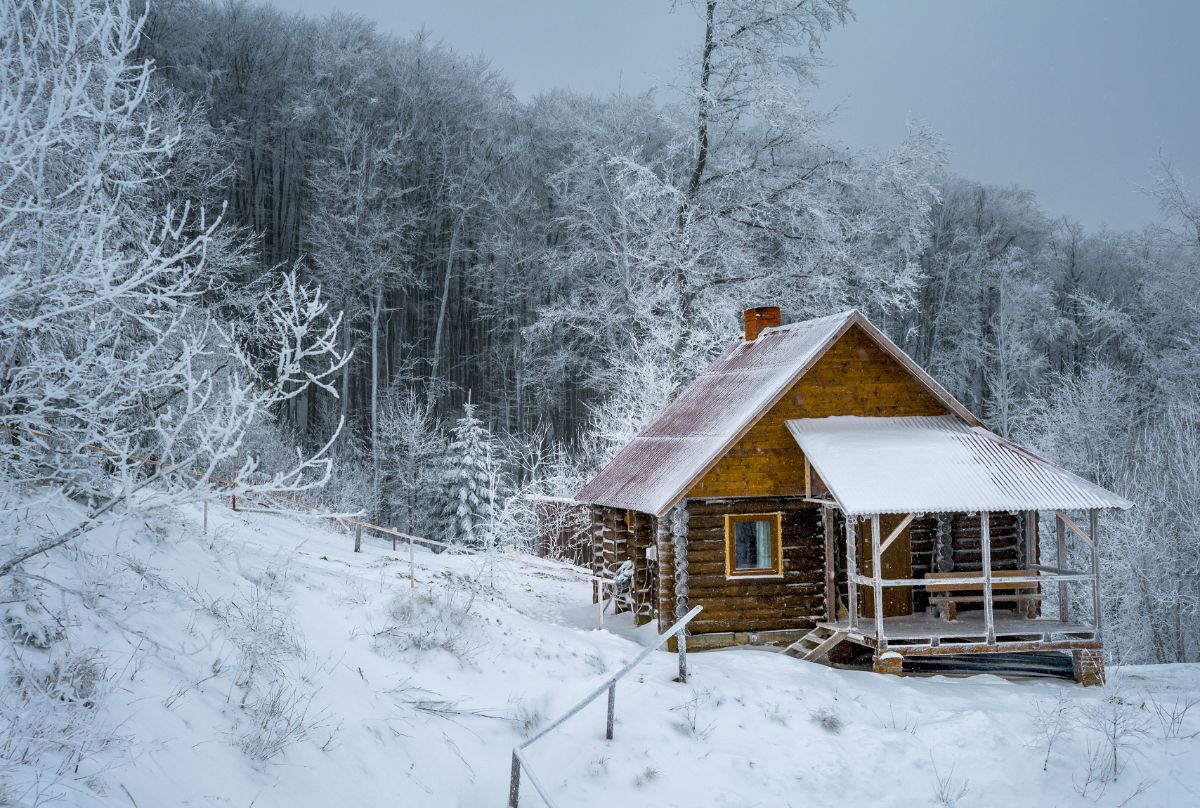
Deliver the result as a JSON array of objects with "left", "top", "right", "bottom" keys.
[{"left": 1056, "top": 510, "right": 1094, "bottom": 548}]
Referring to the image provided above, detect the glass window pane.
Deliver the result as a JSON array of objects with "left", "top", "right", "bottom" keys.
[{"left": 733, "top": 519, "right": 773, "bottom": 570}]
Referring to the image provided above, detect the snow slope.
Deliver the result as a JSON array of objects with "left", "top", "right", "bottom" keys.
[{"left": 2, "top": 497, "right": 1198, "bottom": 807}]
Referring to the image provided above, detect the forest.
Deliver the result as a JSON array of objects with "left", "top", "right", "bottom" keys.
[{"left": 2, "top": 0, "right": 1197, "bottom": 667}]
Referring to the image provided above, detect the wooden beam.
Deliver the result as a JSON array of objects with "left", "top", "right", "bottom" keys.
[
  {"left": 877, "top": 513, "right": 915, "bottom": 557},
  {"left": 1056, "top": 510, "right": 1094, "bottom": 549},
  {"left": 981, "top": 512, "right": 995, "bottom": 645},
  {"left": 804, "top": 457, "right": 812, "bottom": 499}
]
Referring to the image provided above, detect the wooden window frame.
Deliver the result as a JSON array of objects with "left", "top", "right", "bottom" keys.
[{"left": 724, "top": 512, "right": 784, "bottom": 579}]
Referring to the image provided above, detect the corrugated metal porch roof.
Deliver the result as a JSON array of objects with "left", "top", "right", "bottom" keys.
[{"left": 787, "top": 415, "right": 1133, "bottom": 516}]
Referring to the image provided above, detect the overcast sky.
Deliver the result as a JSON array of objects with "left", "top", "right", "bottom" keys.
[{"left": 267, "top": 0, "right": 1199, "bottom": 231}]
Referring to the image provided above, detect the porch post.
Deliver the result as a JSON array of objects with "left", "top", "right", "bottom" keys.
[
  {"left": 846, "top": 518, "right": 858, "bottom": 631},
  {"left": 823, "top": 506, "right": 836, "bottom": 622},
  {"left": 1089, "top": 509, "right": 1102, "bottom": 640},
  {"left": 980, "top": 512, "right": 995, "bottom": 645},
  {"left": 871, "top": 514, "right": 886, "bottom": 650},
  {"left": 1055, "top": 512, "right": 1069, "bottom": 621}
]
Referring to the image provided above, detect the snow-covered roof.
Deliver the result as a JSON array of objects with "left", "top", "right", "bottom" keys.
[
  {"left": 575, "top": 310, "right": 976, "bottom": 516},
  {"left": 787, "top": 415, "right": 1133, "bottom": 516}
]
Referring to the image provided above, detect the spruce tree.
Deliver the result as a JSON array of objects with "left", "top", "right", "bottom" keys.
[{"left": 437, "top": 403, "right": 496, "bottom": 548}]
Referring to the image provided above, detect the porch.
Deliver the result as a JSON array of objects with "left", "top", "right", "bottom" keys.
[{"left": 784, "top": 415, "right": 1132, "bottom": 682}]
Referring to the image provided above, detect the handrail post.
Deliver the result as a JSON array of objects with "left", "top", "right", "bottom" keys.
[
  {"left": 605, "top": 683, "right": 616, "bottom": 740},
  {"left": 409, "top": 533, "right": 415, "bottom": 589},
  {"left": 677, "top": 631, "right": 688, "bottom": 683},
  {"left": 508, "top": 751, "right": 521, "bottom": 807}
]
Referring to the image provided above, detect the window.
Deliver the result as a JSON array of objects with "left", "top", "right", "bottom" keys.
[{"left": 724, "top": 513, "right": 783, "bottom": 577}]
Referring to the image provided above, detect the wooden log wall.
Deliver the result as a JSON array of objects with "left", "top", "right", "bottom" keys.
[
  {"left": 655, "top": 514, "right": 676, "bottom": 634},
  {"left": 627, "top": 511, "right": 655, "bottom": 625},
  {"left": 687, "top": 325, "right": 951, "bottom": 501},
  {"left": 668, "top": 497, "right": 826, "bottom": 638},
  {"left": 590, "top": 505, "right": 658, "bottom": 620}
]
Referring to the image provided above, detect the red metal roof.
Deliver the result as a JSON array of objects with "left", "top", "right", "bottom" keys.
[{"left": 575, "top": 310, "right": 976, "bottom": 515}]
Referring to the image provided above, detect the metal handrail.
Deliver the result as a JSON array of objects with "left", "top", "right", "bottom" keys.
[{"left": 507, "top": 605, "right": 703, "bottom": 807}]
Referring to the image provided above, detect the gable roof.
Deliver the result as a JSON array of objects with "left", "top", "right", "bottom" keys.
[
  {"left": 575, "top": 310, "right": 977, "bottom": 516},
  {"left": 787, "top": 415, "right": 1133, "bottom": 515}
]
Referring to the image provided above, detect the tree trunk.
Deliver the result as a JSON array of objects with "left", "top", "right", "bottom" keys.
[
  {"left": 428, "top": 218, "right": 460, "bottom": 409},
  {"left": 371, "top": 285, "right": 383, "bottom": 522}
]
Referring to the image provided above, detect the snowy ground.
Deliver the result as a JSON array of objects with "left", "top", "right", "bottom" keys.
[{"left": 2, "top": 497, "right": 1198, "bottom": 807}]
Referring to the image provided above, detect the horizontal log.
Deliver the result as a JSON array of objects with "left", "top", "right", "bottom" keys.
[
  {"left": 691, "top": 617, "right": 819, "bottom": 632},
  {"left": 688, "top": 583, "right": 824, "bottom": 599}
]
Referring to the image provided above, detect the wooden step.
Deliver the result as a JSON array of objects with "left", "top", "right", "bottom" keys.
[
  {"left": 783, "top": 625, "right": 849, "bottom": 663},
  {"left": 802, "top": 628, "right": 849, "bottom": 662},
  {"left": 782, "top": 626, "right": 834, "bottom": 658}
]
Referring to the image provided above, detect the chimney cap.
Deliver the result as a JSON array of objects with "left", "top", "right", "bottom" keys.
[{"left": 743, "top": 306, "right": 782, "bottom": 342}]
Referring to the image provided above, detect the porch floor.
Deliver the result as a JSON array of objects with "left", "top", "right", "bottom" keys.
[{"left": 819, "top": 610, "right": 1099, "bottom": 655}]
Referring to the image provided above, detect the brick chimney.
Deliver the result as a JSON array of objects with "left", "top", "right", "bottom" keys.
[{"left": 742, "top": 306, "right": 782, "bottom": 341}]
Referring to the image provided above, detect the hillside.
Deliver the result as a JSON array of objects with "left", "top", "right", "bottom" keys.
[{"left": 2, "top": 498, "right": 1197, "bottom": 807}]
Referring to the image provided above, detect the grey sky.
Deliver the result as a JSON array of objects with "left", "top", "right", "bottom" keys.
[{"left": 267, "top": 0, "right": 1199, "bottom": 231}]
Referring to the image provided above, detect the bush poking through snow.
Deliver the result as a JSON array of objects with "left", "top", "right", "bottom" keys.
[
  {"left": 1, "top": 581, "right": 66, "bottom": 649},
  {"left": 233, "top": 682, "right": 328, "bottom": 762},
  {"left": 810, "top": 706, "right": 842, "bottom": 734},
  {"left": 1073, "top": 692, "right": 1151, "bottom": 798},
  {"left": 1, "top": 647, "right": 120, "bottom": 797},
  {"left": 1145, "top": 693, "right": 1199, "bottom": 740},
  {"left": 372, "top": 582, "right": 478, "bottom": 659},
  {"left": 1028, "top": 694, "right": 1073, "bottom": 771},
  {"left": 511, "top": 697, "right": 547, "bottom": 738},
  {"left": 671, "top": 689, "right": 717, "bottom": 741},
  {"left": 930, "top": 757, "right": 970, "bottom": 807},
  {"left": 634, "top": 766, "right": 662, "bottom": 789}
]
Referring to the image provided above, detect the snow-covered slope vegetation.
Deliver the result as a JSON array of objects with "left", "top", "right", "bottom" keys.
[{"left": 3, "top": 498, "right": 1197, "bottom": 807}]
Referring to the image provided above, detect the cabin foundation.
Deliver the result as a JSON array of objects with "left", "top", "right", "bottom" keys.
[{"left": 1072, "top": 649, "right": 1106, "bottom": 687}]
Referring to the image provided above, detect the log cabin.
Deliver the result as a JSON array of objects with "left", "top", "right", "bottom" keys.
[{"left": 573, "top": 307, "right": 1132, "bottom": 684}]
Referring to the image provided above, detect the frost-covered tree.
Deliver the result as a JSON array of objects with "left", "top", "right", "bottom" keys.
[
  {"left": 378, "top": 388, "right": 443, "bottom": 535},
  {"left": 0, "top": 0, "right": 346, "bottom": 576},
  {"left": 435, "top": 402, "right": 503, "bottom": 549}
]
